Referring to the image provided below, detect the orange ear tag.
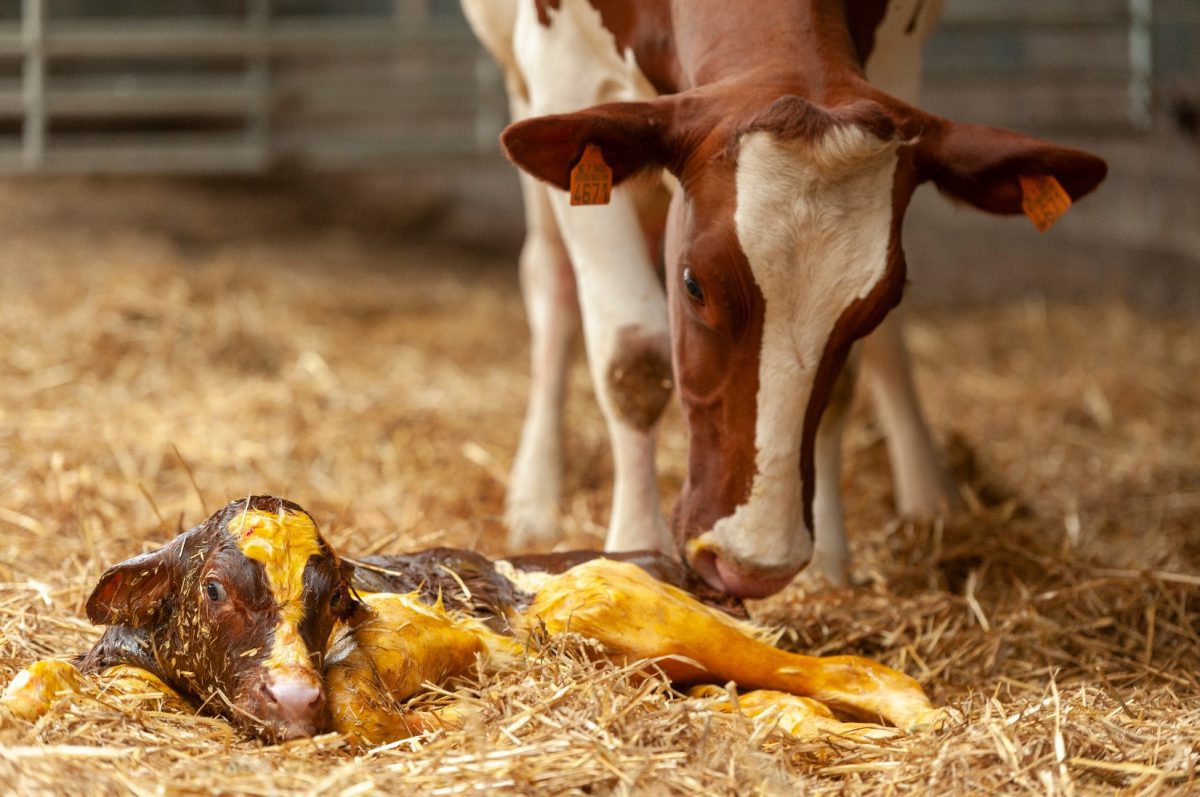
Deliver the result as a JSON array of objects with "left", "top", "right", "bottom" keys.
[
  {"left": 570, "top": 144, "right": 612, "bottom": 206},
  {"left": 1019, "top": 174, "right": 1072, "bottom": 232}
]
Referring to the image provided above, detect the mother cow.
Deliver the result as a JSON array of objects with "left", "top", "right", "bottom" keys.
[{"left": 461, "top": 0, "right": 1106, "bottom": 597}]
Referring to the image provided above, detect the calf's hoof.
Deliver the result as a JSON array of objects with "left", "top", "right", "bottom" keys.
[
  {"left": 2, "top": 659, "right": 85, "bottom": 720},
  {"left": 901, "top": 705, "right": 962, "bottom": 734}
]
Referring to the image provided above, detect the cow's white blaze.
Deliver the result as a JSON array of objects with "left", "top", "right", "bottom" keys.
[{"left": 692, "top": 127, "right": 899, "bottom": 574}]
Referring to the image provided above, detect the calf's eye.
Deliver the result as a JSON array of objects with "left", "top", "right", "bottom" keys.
[
  {"left": 329, "top": 590, "right": 343, "bottom": 611},
  {"left": 205, "top": 581, "right": 227, "bottom": 602},
  {"left": 682, "top": 268, "right": 704, "bottom": 303}
]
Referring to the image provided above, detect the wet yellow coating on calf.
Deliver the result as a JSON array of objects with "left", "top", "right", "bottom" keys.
[
  {"left": 230, "top": 507, "right": 324, "bottom": 678},
  {"left": 100, "top": 665, "right": 193, "bottom": 713},
  {"left": 521, "top": 559, "right": 940, "bottom": 730},
  {"left": 4, "top": 661, "right": 199, "bottom": 723},
  {"left": 688, "top": 685, "right": 900, "bottom": 742},
  {"left": 1, "top": 659, "right": 85, "bottom": 720},
  {"left": 325, "top": 591, "right": 517, "bottom": 744}
]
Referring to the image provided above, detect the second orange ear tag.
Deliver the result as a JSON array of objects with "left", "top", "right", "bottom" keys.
[
  {"left": 570, "top": 144, "right": 612, "bottom": 206},
  {"left": 1019, "top": 174, "right": 1072, "bottom": 232}
]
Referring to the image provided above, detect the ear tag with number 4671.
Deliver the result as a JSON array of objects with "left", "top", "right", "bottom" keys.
[
  {"left": 1019, "top": 174, "right": 1072, "bottom": 232},
  {"left": 570, "top": 144, "right": 612, "bottom": 206}
]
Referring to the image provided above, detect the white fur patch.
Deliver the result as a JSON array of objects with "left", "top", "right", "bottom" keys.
[
  {"left": 864, "top": 0, "right": 945, "bottom": 101},
  {"left": 511, "top": 0, "right": 672, "bottom": 553},
  {"left": 694, "top": 127, "right": 900, "bottom": 572},
  {"left": 514, "top": 0, "right": 655, "bottom": 115}
]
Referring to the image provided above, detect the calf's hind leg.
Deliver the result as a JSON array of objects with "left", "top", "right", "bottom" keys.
[{"left": 523, "top": 559, "right": 942, "bottom": 731}]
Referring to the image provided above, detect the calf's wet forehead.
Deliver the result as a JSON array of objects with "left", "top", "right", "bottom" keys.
[{"left": 228, "top": 507, "right": 328, "bottom": 677}]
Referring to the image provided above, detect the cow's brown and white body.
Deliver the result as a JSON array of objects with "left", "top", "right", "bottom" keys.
[{"left": 461, "top": 0, "right": 1105, "bottom": 597}]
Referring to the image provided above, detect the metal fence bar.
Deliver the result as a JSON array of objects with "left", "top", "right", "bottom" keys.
[
  {"left": 20, "top": 0, "right": 46, "bottom": 170},
  {"left": 1129, "top": 0, "right": 1154, "bottom": 129},
  {"left": 247, "top": 0, "right": 272, "bottom": 168}
]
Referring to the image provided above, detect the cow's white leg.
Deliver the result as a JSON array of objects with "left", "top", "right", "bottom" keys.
[
  {"left": 512, "top": 0, "right": 671, "bottom": 553},
  {"left": 861, "top": 0, "right": 958, "bottom": 518},
  {"left": 807, "top": 346, "right": 860, "bottom": 586},
  {"left": 862, "top": 312, "right": 961, "bottom": 517},
  {"left": 506, "top": 173, "right": 580, "bottom": 549},
  {"left": 547, "top": 186, "right": 673, "bottom": 553}
]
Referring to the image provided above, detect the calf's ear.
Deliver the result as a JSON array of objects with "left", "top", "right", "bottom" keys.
[
  {"left": 915, "top": 118, "right": 1107, "bottom": 217},
  {"left": 335, "top": 558, "right": 365, "bottom": 623},
  {"left": 501, "top": 98, "right": 678, "bottom": 191},
  {"left": 86, "top": 542, "right": 180, "bottom": 627}
]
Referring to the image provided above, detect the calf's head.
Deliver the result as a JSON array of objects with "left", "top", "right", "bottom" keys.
[
  {"left": 86, "top": 496, "right": 357, "bottom": 740},
  {"left": 503, "top": 85, "right": 1106, "bottom": 598}
]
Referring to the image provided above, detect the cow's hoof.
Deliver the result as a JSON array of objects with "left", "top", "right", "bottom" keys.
[
  {"left": 796, "top": 556, "right": 850, "bottom": 590},
  {"left": 504, "top": 500, "right": 561, "bottom": 551}
]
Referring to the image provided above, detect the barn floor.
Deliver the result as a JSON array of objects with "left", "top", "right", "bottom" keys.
[{"left": 0, "top": 177, "right": 1197, "bottom": 796}]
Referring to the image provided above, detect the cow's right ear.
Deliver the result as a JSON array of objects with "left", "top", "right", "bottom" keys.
[
  {"left": 501, "top": 98, "right": 679, "bottom": 191},
  {"left": 86, "top": 541, "right": 180, "bottom": 627}
]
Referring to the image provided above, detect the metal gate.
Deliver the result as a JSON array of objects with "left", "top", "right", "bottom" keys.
[
  {"left": 2, "top": 0, "right": 505, "bottom": 173},
  {"left": 1, "top": 1, "right": 1193, "bottom": 175}
]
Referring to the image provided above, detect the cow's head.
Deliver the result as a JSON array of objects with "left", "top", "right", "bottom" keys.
[
  {"left": 86, "top": 496, "right": 358, "bottom": 740},
  {"left": 502, "top": 84, "right": 1106, "bottom": 598}
]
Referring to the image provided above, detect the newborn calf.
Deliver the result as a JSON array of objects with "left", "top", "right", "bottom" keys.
[{"left": 3, "top": 496, "right": 945, "bottom": 744}]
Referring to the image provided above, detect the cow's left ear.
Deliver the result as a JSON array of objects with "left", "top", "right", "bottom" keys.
[
  {"left": 501, "top": 97, "right": 680, "bottom": 192},
  {"left": 86, "top": 540, "right": 181, "bottom": 628},
  {"left": 914, "top": 118, "right": 1107, "bottom": 217}
]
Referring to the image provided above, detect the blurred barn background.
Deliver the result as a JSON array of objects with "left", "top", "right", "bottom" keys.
[
  {"left": 2, "top": 3, "right": 1198, "bottom": 792},
  {"left": 1, "top": 0, "right": 1197, "bottom": 308}
]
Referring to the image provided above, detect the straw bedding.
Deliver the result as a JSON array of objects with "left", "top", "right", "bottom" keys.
[{"left": 0, "top": 177, "right": 1197, "bottom": 795}]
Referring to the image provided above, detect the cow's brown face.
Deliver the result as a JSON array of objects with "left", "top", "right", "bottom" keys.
[
  {"left": 502, "top": 83, "right": 1105, "bottom": 598},
  {"left": 664, "top": 97, "right": 918, "bottom": 598},
  {"left": 86, "top": 497, "right": 357, "bottom": 741}
]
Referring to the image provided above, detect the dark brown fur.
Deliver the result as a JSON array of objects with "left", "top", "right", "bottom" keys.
[{"left": 606, "top": 325, "right": 674, "bottom": 431}]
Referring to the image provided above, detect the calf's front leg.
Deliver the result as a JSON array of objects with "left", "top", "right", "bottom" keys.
[
  {"left": 324, "top": 592, "right": 512, "bottom": 745},
  {"left": 2, "top": 659, "right": 191, "bottom": 721}
]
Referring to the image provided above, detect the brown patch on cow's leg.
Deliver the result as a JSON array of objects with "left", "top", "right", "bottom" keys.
[{"left": 606, "top": 325, "right": 673, "bottom": 431}]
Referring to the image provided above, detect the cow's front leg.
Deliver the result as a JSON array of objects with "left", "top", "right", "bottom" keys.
[
  {"left": 862, "top": 312, "right": 961, "bottom": 518},
  {"left": 548, "top": 187, "right": 673, "bottom": 553},
  {"left": 807, "top": 346, "right": 861, "bottom": 586},
  {"left": 506, "top": 171, "right": 581, "bottom": 549}
]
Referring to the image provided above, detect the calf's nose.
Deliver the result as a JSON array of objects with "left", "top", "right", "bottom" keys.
[{"left": 262, "top": 676, "right": 323, "bottom": 720}]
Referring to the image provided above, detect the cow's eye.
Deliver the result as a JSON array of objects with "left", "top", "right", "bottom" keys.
[
  {"left": 328, "top": 590, "right": 342, "bottom": 611},
  {"left": 682, "top": 268, "right": 704, "bottom": 303},
  {"left": 205, "top": 581, "right": 227, "bottom": 602}
]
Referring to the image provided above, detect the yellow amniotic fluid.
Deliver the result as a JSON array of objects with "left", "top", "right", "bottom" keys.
[{"left": 230, "top": 507, "right": 324, "bottom": 678}]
